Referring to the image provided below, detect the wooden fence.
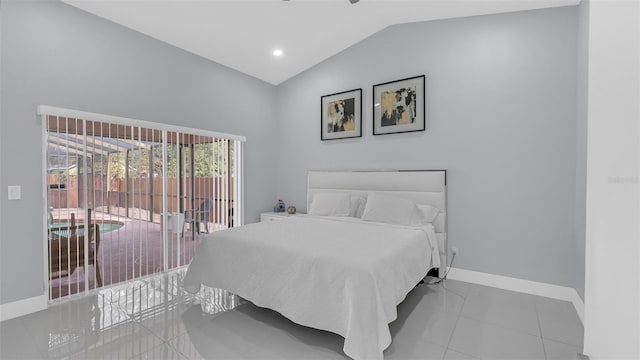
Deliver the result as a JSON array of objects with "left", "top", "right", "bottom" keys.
[{"left": 47, "top": 175, "right": 234, "bottom": 222}]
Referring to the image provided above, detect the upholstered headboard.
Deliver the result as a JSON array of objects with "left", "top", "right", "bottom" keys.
[{"left": 307, "top": 170, "right": 447, "bottom": 277}]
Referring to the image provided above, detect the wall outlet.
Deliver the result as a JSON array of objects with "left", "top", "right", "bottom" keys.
[{"left": 451, "top": 247, "right": 459, "bottom": 256}]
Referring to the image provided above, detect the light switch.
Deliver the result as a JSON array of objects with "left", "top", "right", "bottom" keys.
[{"left": 8, "top": 185, "right": 21, "bottom": 200}]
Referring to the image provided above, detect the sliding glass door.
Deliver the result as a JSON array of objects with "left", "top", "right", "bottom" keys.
[{"left": 42, "top": 108, "right": 243, "bottom": 301}]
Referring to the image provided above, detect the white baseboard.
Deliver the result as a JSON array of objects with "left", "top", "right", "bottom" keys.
[
  {"left": 447, "top": 267, "right": 585, "bottom": 324},
  {"left": 0, "top": 295, "right": 47, "bottom": 322}
]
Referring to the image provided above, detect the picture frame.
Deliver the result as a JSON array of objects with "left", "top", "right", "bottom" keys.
[
  {"left": 321, "top": 88, "right": 362, "bottom": 141},
  {"left": 372, "top": 75, "right": 425, "bottom": 135}
]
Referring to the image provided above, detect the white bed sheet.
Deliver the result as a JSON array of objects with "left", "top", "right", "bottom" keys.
[{"left": 183, "top": 215, "right": 440, "bottom": 360}]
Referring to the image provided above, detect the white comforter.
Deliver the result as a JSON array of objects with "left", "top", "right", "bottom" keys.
[{"left": 183, "top": 215, "right": 440, "bottom": 360}]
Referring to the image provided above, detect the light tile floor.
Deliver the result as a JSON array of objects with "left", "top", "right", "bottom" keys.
[{"left": 0, "top": 271, "right": 585, "bottom": 359}]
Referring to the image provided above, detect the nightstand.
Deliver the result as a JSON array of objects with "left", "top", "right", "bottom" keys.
[{"left": 260, "top": 212, "right": 305, "bottom": 222}]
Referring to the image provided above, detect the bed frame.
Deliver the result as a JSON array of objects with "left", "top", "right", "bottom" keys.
[{"left": 307, "top": 170, "right": 448, "bottom": 278}]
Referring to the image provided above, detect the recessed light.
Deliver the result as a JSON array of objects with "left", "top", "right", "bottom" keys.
[{"left": 273, "top": 49, "right": 283, "bottom": 57}]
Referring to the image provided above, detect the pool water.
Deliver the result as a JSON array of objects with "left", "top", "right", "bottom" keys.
[{"left": 50, "top": 221, "right": 124, "bottom": 234}]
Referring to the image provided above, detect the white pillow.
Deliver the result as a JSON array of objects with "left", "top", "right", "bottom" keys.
[
  {"left": 349, "top": 195, "right": 367, "bottom": 218},
  {"left": 309, "top": 193, "right": 351, "bottom": 216},
  {"left": 412, "top": 204, "right": 440, "bottom": 225},
  {"left": 361, "top": 194, "right": 416, "bottom": 225}
]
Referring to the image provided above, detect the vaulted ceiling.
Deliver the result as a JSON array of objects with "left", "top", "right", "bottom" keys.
[{"left": 63, "top": 0, "right": 580, "bottom": 85}]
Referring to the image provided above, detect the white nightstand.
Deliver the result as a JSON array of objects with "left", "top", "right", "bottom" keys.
[{"left": 260, "top": 212, "right": 305, "bottom": 222}]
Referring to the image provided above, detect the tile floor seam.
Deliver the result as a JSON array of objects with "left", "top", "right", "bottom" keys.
[
  {"left": 443, "top": 286, "right": 466, "bottom": 356},
  {"left": 136, "top": 317, "right": 176, "bottom": 345},
  {"left": 440, "top": 283, "right": 468, "bottom": 305},
  {"left": 540, "top": 335, "right": 583, "bottom": 348},
  {"left": 163, "top": 336, "right": 190, "bottom": 360},
  {"left": 457, "top": 313, "right": 544, "bottom": 341},
  {"left": 444, "top": 347, "right": 478, "bottom": 360},
  {"left": 455, "top": 315, "right": 550, "bottom": 360},
  {"left": 534, "top": 303, "right": 549, "bottom": 360}
]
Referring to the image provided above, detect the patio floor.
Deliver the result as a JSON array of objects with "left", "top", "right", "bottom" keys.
[{"left": 48, "top": 208, "right": 226, "bottom": 300}]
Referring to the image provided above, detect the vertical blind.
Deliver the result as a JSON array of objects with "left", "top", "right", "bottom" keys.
[{"left": 41, "top": 107, "right": 244, "bottom": 302}]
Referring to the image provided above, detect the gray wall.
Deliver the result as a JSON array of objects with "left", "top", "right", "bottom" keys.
[
  {"left": 275, "top": 7, "right": 581, "bottom": 291},
  {"left": 574, "top": 0, "right": 589, "bottom": 300},
  {"left": 0, "top": 0, "right": 278, "bottom": 305}
]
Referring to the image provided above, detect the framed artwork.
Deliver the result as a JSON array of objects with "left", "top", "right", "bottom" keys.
[
  {"left": 372, "top": 75, "right": 425, "bottom": 135},
  {"left": 321, "top": 88, "right": 362, "bottom": 141}
]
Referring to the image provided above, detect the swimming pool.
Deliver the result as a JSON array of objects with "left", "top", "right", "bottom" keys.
[{"left": 50, "top": 221, "right": 124, "bottom": 235}]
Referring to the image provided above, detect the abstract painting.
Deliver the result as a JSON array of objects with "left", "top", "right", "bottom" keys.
[
  {"left": 372, "top": 75, "right": 425, "bottom": 135},
  {"left": 321, "top": 88, "right": 362, "bottom": 140}
]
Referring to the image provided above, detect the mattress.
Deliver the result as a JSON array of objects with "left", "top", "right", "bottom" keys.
[{"left": 183, "top": 215, "right": 440, "bottom": 360}]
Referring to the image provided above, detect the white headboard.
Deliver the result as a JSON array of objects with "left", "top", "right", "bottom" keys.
[{"left": 307, "top": 170, "right": 447, "bottom": 277}]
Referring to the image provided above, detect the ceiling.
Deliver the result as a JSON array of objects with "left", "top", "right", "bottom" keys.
[{"left": 62, "top": 0, "right": 580, "bottom": 85}]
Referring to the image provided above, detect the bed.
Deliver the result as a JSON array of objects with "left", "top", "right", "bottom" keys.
[{"left": 183, "top": 170, "right": 448, "bottom": 360}]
